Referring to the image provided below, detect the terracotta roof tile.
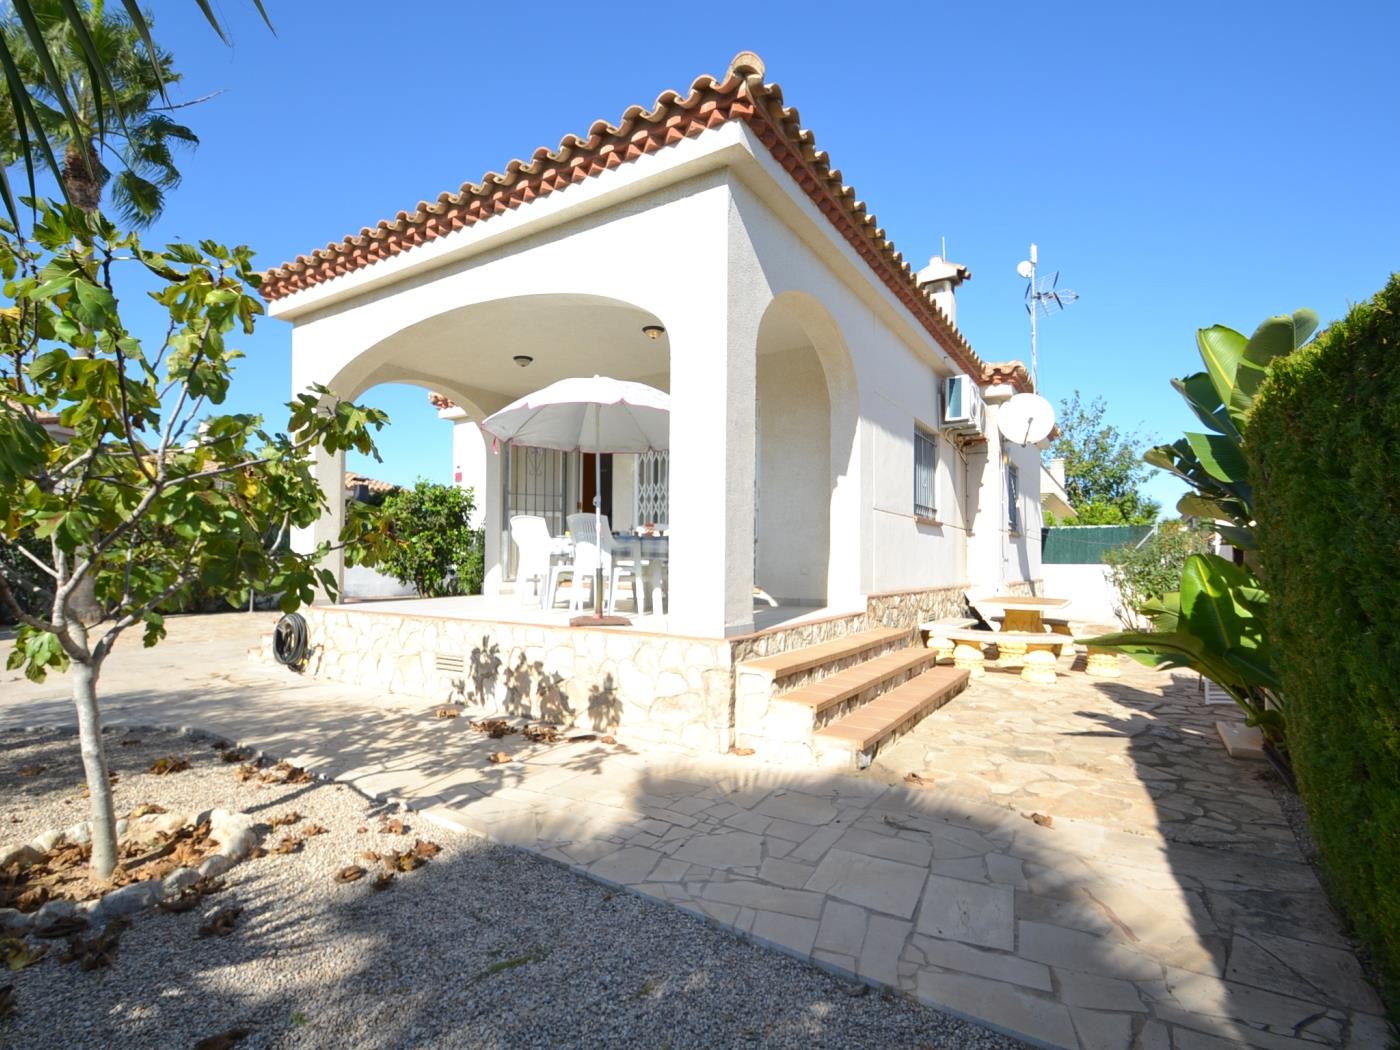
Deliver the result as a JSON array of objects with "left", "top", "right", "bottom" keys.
[
  {"left": 263, "top": 52, "right": 1028, "bottom": 392},
  {"left": 344, "top": 472, "right": 397, "bottom": 496}
]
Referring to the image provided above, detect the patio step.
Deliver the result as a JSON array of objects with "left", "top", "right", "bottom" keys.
[
  {"left": 775, "top": 646, "right": 941, "bottom": 725},
  {"left": 737, "top": 627, "right": 911, "bottom": 689},
  {"left": 812, "top": 666, "right": 970, "bottom": 769},
  {"left": 735, "top": 628, "right": 966, "bottom": 766}
]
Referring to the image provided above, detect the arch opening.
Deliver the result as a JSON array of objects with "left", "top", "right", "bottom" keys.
[{"left": 754, "top": 291, "right": 859, "bottom": 611}]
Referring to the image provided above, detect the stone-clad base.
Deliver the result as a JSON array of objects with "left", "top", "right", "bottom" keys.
[
  {"left": 266, "top": 583, "right": 1036, "bottom": 757},
  {"left": 284, "top": 607, "right": 735, "bottom": 754}
]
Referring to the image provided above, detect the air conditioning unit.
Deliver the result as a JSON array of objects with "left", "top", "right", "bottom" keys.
[{"left": 942, "top": 375, "right": 986, "bottom": 434}]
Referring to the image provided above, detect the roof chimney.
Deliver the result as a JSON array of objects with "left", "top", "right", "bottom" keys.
[{"left": 916, "top": 255, "right": 971, "bottom": 330}]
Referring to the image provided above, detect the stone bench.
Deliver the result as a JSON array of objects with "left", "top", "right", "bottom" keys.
[{"left": 934, "top": 628, "right": 1071, "bottom": 683}]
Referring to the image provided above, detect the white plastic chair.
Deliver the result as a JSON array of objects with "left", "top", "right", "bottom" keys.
[
  {"left": 510, "top": 515, "right": 565, "bottom": 608},
  {"left": 565, "top": 513, "right": 642, "bottom": 614}
]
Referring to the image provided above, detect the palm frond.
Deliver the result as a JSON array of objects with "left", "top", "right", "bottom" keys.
[
  {"left": 110, "top": 167, "right": 160, "bottom": 226},
  {"left": 0, "top": 1, "right": 273, "bottom": 227}
]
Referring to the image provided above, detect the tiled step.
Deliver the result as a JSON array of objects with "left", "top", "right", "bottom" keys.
[
  {"left": 775, "top": 646, "right": 940, "bottom": 721},
  {"left": 737, "top": 626, "right": 910, "bottom": 685},
  {"left": 813, "top": 666, "right": 970, "bottom": 769}
]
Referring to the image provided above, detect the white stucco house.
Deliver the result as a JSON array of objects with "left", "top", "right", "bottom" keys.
[{"left": 258, "top": 52, "right": 1049, "bottom": 763}]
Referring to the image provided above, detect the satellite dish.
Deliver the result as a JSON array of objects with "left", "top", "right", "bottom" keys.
[
  {"left": 997, "top": 393, "right": 1056, "bottom": 446},
  {"left": 1016, "top": 259, "right": 1035, "bottom": 279}
]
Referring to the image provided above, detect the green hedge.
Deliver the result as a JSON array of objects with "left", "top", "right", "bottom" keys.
[{"left": 1249, "top": 274, "right": 1400, "bottom": 1015}]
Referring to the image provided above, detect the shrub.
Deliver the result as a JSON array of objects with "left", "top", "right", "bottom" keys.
[
  {"left": 1102, "top": 520, "right": 1212, "bottom": 628},
  {"left": 377, "top": 480, "right": 484, "bottom": 597},
  {"left": 1249, "top": 274, "right": 1400, "bottom": 1016}
]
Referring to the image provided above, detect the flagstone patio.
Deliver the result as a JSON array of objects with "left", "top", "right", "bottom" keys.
[{"left": 0, "top": 613, "right": 1387, "bottom": 1049}]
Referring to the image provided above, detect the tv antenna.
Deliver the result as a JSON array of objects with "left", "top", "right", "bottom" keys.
[{"left": 1016, "top": 243, "right": 1079, "bottom": 388}]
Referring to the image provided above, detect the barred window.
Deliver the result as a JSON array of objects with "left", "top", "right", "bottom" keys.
[
  {"left": 1007, "top": 464, "right": 1021, "bottom": 533},
  {"left": 914, "top": 428, "right": 938, "bottom": 520}
]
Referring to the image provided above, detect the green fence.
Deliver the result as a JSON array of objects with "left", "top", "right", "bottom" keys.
[{"left": 1040, "top": 525, "right": 1154, "bottom": 565}]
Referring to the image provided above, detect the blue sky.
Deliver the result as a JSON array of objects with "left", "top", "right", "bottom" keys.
[{"left": 74, "top": 0, "right": 1399, "bottom": 513}]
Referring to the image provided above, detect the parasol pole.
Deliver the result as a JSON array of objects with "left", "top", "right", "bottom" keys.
[{"left": 593, "top": 405, "right": 604, "bottom": 618}]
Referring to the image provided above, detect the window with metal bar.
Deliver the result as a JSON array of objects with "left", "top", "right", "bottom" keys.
[{"left": 914, "top": 427, "right": 938, "bottom": 520}]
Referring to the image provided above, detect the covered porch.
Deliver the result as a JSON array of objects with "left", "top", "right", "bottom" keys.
[{"left": 287, "top": 238, "right": 863, "bottom": 641}]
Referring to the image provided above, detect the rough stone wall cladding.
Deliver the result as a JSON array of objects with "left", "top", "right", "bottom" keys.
[
  {"left": 731, "top": 585, "right": 968, "bottom": 663},
  {"left": 298, "top": 609, "right": 734, "bottom": 753}
]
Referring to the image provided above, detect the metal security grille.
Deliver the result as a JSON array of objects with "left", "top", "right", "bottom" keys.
[
  {"left": 1007, "top": 464, "right": 1021, "bottom": 533},
  {"left": 914, "top": 428, "right": 938, "bottom": 519},
  {"left": 503, "top": 445, "right": 571, "bottom": 580},
  {"left": 635, "top": 450, "right": 669, "bottom": 526}
]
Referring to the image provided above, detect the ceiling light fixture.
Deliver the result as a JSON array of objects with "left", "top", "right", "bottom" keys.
[
  {"left": 641, "top": 324, "right": 666, "bottom": 341},
  {"left": 513, "top": 355, "right": 534, "bottom": 367}
]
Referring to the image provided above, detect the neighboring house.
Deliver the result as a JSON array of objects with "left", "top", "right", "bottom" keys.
[
  {"left": 343, "top": 471, "right": 398, "bottom": 505},
  {"left": 1040, "top": 458, "right": 1076, "bottom": 522},
  {"left": 263, "top": 52, "right": 1046, "bottom": 641}
]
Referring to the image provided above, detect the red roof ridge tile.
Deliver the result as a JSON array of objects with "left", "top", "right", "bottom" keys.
[{"left": 262, "top": 52, "right": 1027, "bottom": 391}]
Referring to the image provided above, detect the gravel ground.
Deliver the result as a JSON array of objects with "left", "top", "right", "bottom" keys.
[{"left": 1, "top": 726, "right": 1022, "bottom": 1050}]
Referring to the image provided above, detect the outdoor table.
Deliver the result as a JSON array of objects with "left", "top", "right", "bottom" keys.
[
  {"left": 982, "top": 595, "right": 1071, "bottom": 634},
  {"left": 613, "top": 533, "right": 668, "bottom": 615}
]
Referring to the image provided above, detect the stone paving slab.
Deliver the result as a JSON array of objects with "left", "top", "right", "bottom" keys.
[{"left": 0, "top": 613, "right": 1388, "bottom": 1049}]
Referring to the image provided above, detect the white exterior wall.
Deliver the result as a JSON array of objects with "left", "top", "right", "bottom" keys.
[
  {"left": 448, "top": 416, "right": 489, "bottom": 527},
  {"left": 756, "top": 346, "right": 830, "bottom": 604}
]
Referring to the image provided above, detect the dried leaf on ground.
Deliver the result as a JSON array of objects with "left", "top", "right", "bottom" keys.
[
  {"left": 198, "top": 906, "right": 241, "bottom": 937},
  {"left": 412, "top": 839, "right": 441, "bottom": 860},
  {"left": 356, "top": 826, "right": 367, "bottom": 834},
  {"left": 128, "top": 803, "right": 167, "bottom": 818},
  {"left": 16, "top": 765, "right": 44, "bottom": 778},
  {"left": 273, "top": 836, "right": 302, "bottom": 856},
  {"left": 1025, "top": 812, "right": 1054, "bottom": 828},
  {"left": 220, "top": 748, "right": 253, "bottom": 764},
  {"left": 435, "top": 706, "right": 460, "bottom": 719},
  {"left": 359, "top": 851, "right": 382, "bottom": 863},
  {"left": 334, "top": 865, "right": 365, "bottom": 884},
  {"left": 471, "top": 719, "right": 515, "bottom": 739},
  {"left": 600, "top": 736, "right": 617, "bottom": 745},
  {"left": 1, "top": 938, "right": 45, "bottom": 971},
  {"left": 903, "top": 772, "right": 934, "bottom": 787},
  {"left": 149, "top": 756, "right": 191, "bottom": 776},
  {"left": 487, "top": 752, "right": 513, "bottom": 764},
  {"left": 729, "top": 746, "right": 755, "bottom": 757},
  {"left": 234, "top": 764, "right": 258, "bottom": 782},
  {"left": 372, "top": 872, "right": 394, "bottom": 891},
  {"left": 379, "top": 818, "right": 407, "bottom": 835},
  {"left": 302, "top": 824, "right": 329, "bottom": 837},
  {"left": 381, "top": 850, "right": 424, "bottom": 873},
  {"left": 159, "top": 877, "right": 225, "bottom": 914},
  {"left": 194, "top": 1028, "right": 251, "bottom": 1050},
  {"left": 247, "top": 846, "right": 267, "bottom": 860},
  {"left": 521, "top": 724, "right": 560, "bottom": 743},
  {"left": 269, "top": 811, "right": 302, "bottom": 828},
  {"left": 60, "top": 919, "right": 128, "bottom": 970},
  {"left": 250, "top": 760, "right": 312, "bottom": 785}
]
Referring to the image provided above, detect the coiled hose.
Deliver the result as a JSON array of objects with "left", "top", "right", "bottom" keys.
[{"left": 272, "top": 612, "right": 309, "bottom": 671}]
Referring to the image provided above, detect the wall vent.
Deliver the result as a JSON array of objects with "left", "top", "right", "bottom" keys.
[{"left": 434, "top": 652, "right": 465, "bottom": 675}]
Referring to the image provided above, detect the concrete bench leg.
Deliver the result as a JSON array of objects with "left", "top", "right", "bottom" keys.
[
  {"left": 953, "top": 643, "right": 986, "bottom": 679},
  {"left": 1086, "top": 646, "right": 1121, "bottom": 678},
  {"left": 1020, "top": 649, "right": 1058, "bottom": 684},
  {"left": 926, "top": 634, "right": 955, "bottom": 663},
  {"left": 996, "top": 640, "right": 1028, "bottom": 668}
]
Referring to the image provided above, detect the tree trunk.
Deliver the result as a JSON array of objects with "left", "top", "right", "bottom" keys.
[
  {"left": 70, "top": 633, "right": 118, "bottom": 878},
  {"left": 60, "top": 141, "right": 107, "bottom": 214}
]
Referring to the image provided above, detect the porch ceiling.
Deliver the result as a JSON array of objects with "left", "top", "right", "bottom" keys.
[{"left": 373, "top": 296, "right": 671, "bottom": 404}]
